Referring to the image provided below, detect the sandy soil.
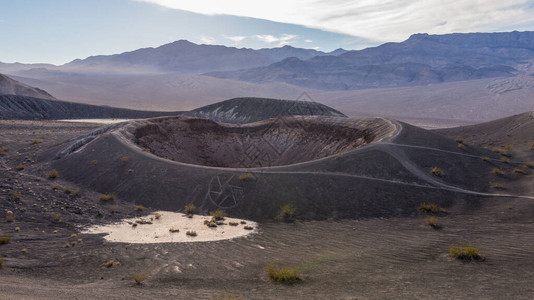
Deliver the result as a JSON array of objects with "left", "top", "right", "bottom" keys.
[{"left": 83, "top": 211, "right": 257, "bottom": 243}]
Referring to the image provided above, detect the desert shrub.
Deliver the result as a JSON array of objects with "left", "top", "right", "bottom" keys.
[
  {"left": 489, "top": 182, "right": 503, "bottom": 189},
  {"left": 31, "top": 139, "right": 43, "bottom": 144},
  {"left": 186, "top": 230, "right": 197, "bottom": 236},
  {"left": 12, "top": 191, "right": 22, "bottom": 201},
  {"left": 5, "top": 210, "right": 15, "bottom": 222},
  {"left": 102, "top": 260, "right": 120, "bottom": 268},
  {"left": 431, "top": 167, "right": 443, "bottom": 177},
  {"left": 244, "top": 225, "right": 254, "bottom": 230},
  {"left": 500, "top": 157, "right": 509, "bottom": 163},
  {"left": 134, "top": 205, "right": 144, "bottom": 211},
  {"left": 418, "top": 203, "right": 446, "bottom": 214},
  {"left": 205, "top": 220, "right": 217, "bottom": 227},
  {"left": 481, "top": 156, "right": 490, "bottom": 161},
  {"left": 109, "top": 205, "right": 117, "bottom": 213},
  {"left": 64, "top": 187, "right": 80, "bottom": 196},
  {"left": 279, "top": 204, "right": 296, "bottom": 222},
  {"left": 455, "top": 138, "right": 464, "bottom": 144},
  {"left": 229, "top": 222, "right": 239, "bottom": 226},
  {"left": 184, "top": 203, "right": 196, "bottom": 215},
  {"left": 0, "top": 234, "right": 12, "bottom": 244},
  {"left": 133, "top": 272, "right": 148, "bottom": 285},
  {"left": 52, "top": 213, "right": 61, "bottom": 222},
  {"left": 449, "top": 245, "right": 482, "bottom": 260},
  {"left": 154, "top": 213, "right": 162, "bottom": 220},
  {"left": 493, "top": 148, "right": 510, "bottom": 157},
  {"left": 15, "top": 164, "right": 25, "bottom": 171},
  {"left": 21, "top": 248, "right": 27, "bottom": 253},
  {"left": 240, "top": 221, "right": 246, "bottom": 224},
  {"left": 238, "top": 173, "right": 255, "bottom": 181},
  {"left": 491, "top": 168, "right": 504, "bottom": 175},
  {"left": 524, "top": 162, "right": 533, "bottom": 168},
  {"left": 0, "top": 146, "right": 8, "bottom": 156},
  {"left": 210, "top": 210, "right": 226, "bottom": 220},
  {"left": 169, "top": 227, "right": 180, "bottom": 233},
  {"left": 266, "top": 264, "right": 301, "bottom": 284},
  {"left": 120, "top": 156, "right": 129, "bottom": 163},
  {"left": 457, "top": 143, "right": 465, "bottom": 149},
  {"left": 514, "top": 168, "right": 526, "bottom": 174},
  {"left": 47, "top": 170, "right": 58, "bottom": 179},
  {"left": 0, "top": 257, "right": 4, "bottom": 269},
  {"left": 425, "top": 216, "right": 440, "bottom": 228},
  {"left": 100, "top": 193, "right": 115, "bottom": 202},
  {"left": 52, "top": 184, "right": 60, "bottom": 190}
]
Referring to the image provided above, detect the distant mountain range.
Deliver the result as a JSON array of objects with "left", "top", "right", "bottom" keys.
[
  {"left": 4, "top": 40, "right": 347, "bottom": 76},
  {"left": 2, "top": 31, "right": 533, "bottom": 91},
  {"left": 208, "top": 31, "right": 534, "bottom": 90}
]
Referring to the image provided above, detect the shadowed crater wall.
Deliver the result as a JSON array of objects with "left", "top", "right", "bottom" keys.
[{"left": 133, "top": 116, "right": 395, "bottom": 167}]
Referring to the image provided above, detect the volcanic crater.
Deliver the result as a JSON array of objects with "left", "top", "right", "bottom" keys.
[{"left": 132, "top": 116, "right": 397, "bottom": 168}]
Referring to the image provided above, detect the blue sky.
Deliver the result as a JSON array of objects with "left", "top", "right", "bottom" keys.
[{"left": 1, "top": 0, "right": 534, "bottom": 65}]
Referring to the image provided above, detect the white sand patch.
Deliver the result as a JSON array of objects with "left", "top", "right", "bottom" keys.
[
  {"left": 82, "top": 211, "right": 257, "bottom": 243},
  {"left": 58, "top": 119, "right": 130, "bottom": 124}
]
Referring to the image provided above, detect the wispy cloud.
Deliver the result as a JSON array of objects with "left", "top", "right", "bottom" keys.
[
  {"left": 135, "top": 0, "right": 534, "bottom": 41},
  {"left": 199, "top": 35, "right": 216, "bottom": 44},
  {"left": 255, "top": 34, "right": 297, "bottom": 46},
  {"left": 223, "top": 35, "right": 246, "bottom": 43}
]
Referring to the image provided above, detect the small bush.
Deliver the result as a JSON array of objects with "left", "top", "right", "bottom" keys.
[
  {"left": 238, "top": 173, "right": 255, "bottom": 181},
  {"left": 229, "top": 222, "right": 239, "bottom": 226},
  {"left": 121, "top": 156, "right": 129, "bottom": 163},
  {"left": 481, "top": 156, "right": 490, "bottom": 162},
  {"left": 457, "top": 143, "right": 465, "bottom": 149},
  {"left": 186, "top": 230, "right": 197, "bottom": 237},
  {"left": 266, "top": 264, "right": 301, "bottom": 284},
  {"left": 31, "top": 139, "right": 43, "bottom": 144},
  {"left": 109, "top": 205, "right": 117, "bottom": 213},
  {"left": 431, "top": 167, "right": 443, "bottom": 177},
  {"left": 47, "top": 170, "right": 58, "bottom": 179},
  {"left": 102, "top": 260, "right": 120, "bottom": 268},
  {"left": 52, "top": 213, "right": 61, "bottom": 222},
  {"left": 133, "top": 272, "right": 148, "bottom": 285},
  {"left": 425, "top": 216, "right": 440, "bottom": 228},
  {"left": 0, "top": 146, "right": 8, "bottom": 156},
  {"left": 210, "top": 210, "right": 226, "bottom": 220},
  {"left": 0, "top": 234, "right": 12, "bottom": 244},
  {"left": 524, "top": 162, "right": 533, "bottom": 168},
  {"left": 513, "top": 168, "right": 526, "bottom": 174},
  {"left": 455, "top": 138, "right": 464, "bottom": 144},
  {"left": 0, "top": 257, "right": 4, "bottom": 269},
  {"left": 12, "top": 191, "right": 22, "bottom": 201},
  {"left": 279, "top": 204, "right": 296, "bottom": 222},
  {"left": 154, "top": 213, "right": 162, "bottom": 220},
  {"left": 493, "top": 148, "right": 510, "bottom": 157},
  {"left": 500, "top": 157, "right": 509, "bottom": 164},
  {"left": 184, "top": 203, "right": 196, "bottom": 215},
  {"left": 169, "top": 227, "right": 180, "bottom": 233},
  {"left": 134, "top": 205, "right": 144, "bottom": 211},
  {"left": 490, "top": 182, "right": 503, "bottom": 189},
  {"left": 418, "top": 203, "right": 446, "bottom": 214},
  {"left": 15, "top": 164, "right": 25, "bottom": 171},
  {"left": 100, "top": 193, "right": 115, "bottom": 202},
  {"left": 491, "top": 168, "right": 504, "bottom": 175},
  {"left": 206, "top": 220, "right": 217, "bottom": 228},
  {"left": 449, "top": 245, "right": 482, "bottom": 260},
  {"left": 244, "top": 225, "right": 254, "bottom": 230},
  {"left": 64, "top": 187, "right": 80, "bottom": 196}
]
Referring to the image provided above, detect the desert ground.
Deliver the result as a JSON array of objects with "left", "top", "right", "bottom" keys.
[{"left": 1, "top": 115, "right": 533, "bottom": 299}]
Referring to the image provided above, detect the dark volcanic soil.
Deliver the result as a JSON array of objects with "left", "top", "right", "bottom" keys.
[{"left": 1, "top": 119, "right": 534, "bottom": 299}]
